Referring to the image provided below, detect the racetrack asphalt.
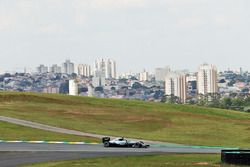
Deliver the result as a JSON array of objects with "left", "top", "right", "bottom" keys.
[{"left": 0, "top": 143, "right": 224, "bottom": 167}]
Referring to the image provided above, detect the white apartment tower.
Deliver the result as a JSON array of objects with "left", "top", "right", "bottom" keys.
[
  {"left": 155, "top": 66, "right": 171, "bottom": 81},
  {"left": 78, "top": 64, "right": 91, "bottom": 77},
  {"left": 110, "top": 60, "right": 116, "bottom": 79},
  {"left": 139, "top": 70, "right": 149, "bottom": 81},
  {"left": 197, "top": 64, "right": 218, "bottom": 95},
  {"left": 62, "top": 60, "right": 74, "bottom": 75},
  {"left": 69, "top": 80, "right": 78, "bottom": 96},
  {"left": 165, "top": 72, "right": 187, "bottom": 103},
  {"left": 94, "top": 59, "right": 116, "bottom": 79}
]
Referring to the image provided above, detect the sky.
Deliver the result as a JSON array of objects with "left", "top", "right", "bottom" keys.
[{"left": 1, "top": 0, "right": 250, "bottom": 74}]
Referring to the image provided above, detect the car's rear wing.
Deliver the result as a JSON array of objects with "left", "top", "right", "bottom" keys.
[{"left": 102, "top": 137, "right": 110, "bottom": 143}]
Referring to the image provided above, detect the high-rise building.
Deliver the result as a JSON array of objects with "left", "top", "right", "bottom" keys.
[
  {"left": 37, "top": 65, "right": 48, "bottom": 74},
  {"left": 50, "top": 64, "right": 61, "bottom": 73},
  {"left": 69, "top": 80, "right": 78, "bottom": 96},
  {"left": 94, "top": 58, "right": 106, "bottom": 77},
  {"left": 139, "top": 70, "right": 149, "bottom": 81},
  {"left": 94, "top": 58, "right": 116, "bottom": 79},
  {"left": 186, "top": 73, "right": 197, "bottom": 97},
  {"left": 110, "top": 60, "right": 117, "bottom": 79},
  {"left": 92, "top": 76, "right": 105, "bottom": 87},
  {"left": 197, "top": 64, "right": 218, "bottom": 95},
  {"left": 155, "top": 66, "right": 171, "bottom": 81},
  {"left": 78, "top": 64, "right": 92, "bottom": 77},
  {"left": 62, "top": 60, "right": 74, "bottom": 75},
  {"left": 165, "top": 72, "right": 187, "bottom": 103}
]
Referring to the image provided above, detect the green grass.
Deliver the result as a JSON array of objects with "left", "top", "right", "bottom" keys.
[
  {"left": 1, "top": 92, "right": 250, "bottom": 147},
  {"left": 23, "top": 154, "right": 238, "bottom": 167},
  {"left": 0, "top": 121, "right": 98, "bottom": 142}
]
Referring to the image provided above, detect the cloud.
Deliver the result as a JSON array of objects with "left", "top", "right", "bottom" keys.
[
  {"left": 74, "top": 12, "right": 88, "bottom": 26},
  {"left": 38, "top": 23, "right": 65, "bottom": 33},
  {"left": 0, "top": 15, "right": 15, "bottom": 31},
  {"left": 177, "top": 16, "right": 205, "bottom": 29},
  {"left": 164, "top": 0, "right": 208, "bottom": 8},
  {"left": 72, "top": 0, "right": 146, "bottom": 10}
]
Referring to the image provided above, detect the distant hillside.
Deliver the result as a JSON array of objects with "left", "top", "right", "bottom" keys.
[{"left": 0, "top": 92, "right": 250, "bottom": 148}]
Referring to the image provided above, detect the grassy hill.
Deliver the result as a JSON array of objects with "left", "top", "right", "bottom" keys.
[{"left": 0, "top": 92, "right": 250, "bottom": 148}]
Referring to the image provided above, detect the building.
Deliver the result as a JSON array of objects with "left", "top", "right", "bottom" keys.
[
  {"left": 37, "top": 65, "right": 48, "bottom": 74},
  {"left": 92, "top": 76, "right": 105, "bottom": 87},
  {"left": 94, "top": 58, "right": 116, "bottom": 79},
  {"left": 165, "top": 72, "right": 187, "bottom": 103},
  {"left": 139, "top": 70, "right": 149, "bottom": 82},
  {"left": 62, "top": 60, "right": 74, "bottom": 75},
  {"left": 197, "top": 64, "right": 218, "bottom": 95},
  {"left": 50, "top": 64, "right": 61, "bottom": 73},
  {"left": 78, "top": 64, "right": 91, "bottom": 77},
  {"left": 186, "top": 73, "right": 197, "bottom": 97},
  {"left": 155, "top": 66, "right": 171, "bottom": 81},
  {"left": 87, "top": 84, "right": 94, "bottom": 97},
  {"left": 43, "top": 86, "right": 60, "bottom": 94},
  {"left": 110, "top": 60, "right": 117, "bottom": 79},
  {"left": 69, "top": 80, "right": 78, "bottom": 96}
]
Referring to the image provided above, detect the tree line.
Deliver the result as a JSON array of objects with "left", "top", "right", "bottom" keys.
[{"left": 161, "top": 93, "right": 250, "bottom": 112}]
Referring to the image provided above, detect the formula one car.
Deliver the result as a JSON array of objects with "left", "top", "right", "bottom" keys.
[{"left": 102, "top": 137, "right": 150, "bottom": 148}]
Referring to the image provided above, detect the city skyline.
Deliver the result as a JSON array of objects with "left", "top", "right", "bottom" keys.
[
  {"left": 1, "top": 0, "right": 250, "bottom": 73},
  {"left": 0, "top": 58, "right": 247, "bottom": 75}
]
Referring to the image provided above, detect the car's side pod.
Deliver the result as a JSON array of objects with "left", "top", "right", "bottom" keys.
[{"left": 102, "top": 137, "right": 110, "bottom": 143}]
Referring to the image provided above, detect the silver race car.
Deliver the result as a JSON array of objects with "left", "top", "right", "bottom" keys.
[{"left": 102, "top": 137, "right": 150, "bottom": 148}]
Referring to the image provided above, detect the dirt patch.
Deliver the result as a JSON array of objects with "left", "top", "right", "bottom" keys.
[
  {"left": 193, "top": 162, "right": 210, "bottom": 166},
  {"left": 123, "top": 115, "right": 162, "bottom": 123}
]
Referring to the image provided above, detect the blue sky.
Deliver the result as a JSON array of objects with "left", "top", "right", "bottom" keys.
[{"left": 0, "top": 0, "right": 250, "bottom": 73}]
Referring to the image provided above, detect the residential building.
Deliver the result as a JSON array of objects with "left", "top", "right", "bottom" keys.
[
  {"left": 186, "top": 73, "right": 197, "bottom": 96},
  {"left": 155, "top": 66, "right": 171, "bottom": 81},
  {"left": 94, "top": 58, "right": 116, "bottom": 79},
  {"left": 139, "top": 70, "right": 149, "bottom": 81},
  {"left": 37, "top": 65, "right": 48, "bottom": 74},
  {"left": 62, "top": 60, "right": 74, "bottom": 75},
  {"left": 50, "top": 64, "right": 61, "bottom": 73},
  {"left": 69, "top": 79, "right": 78, "bottom": 96},
  {"left": 43, "top": 86, "right": 59, "bottom": 94},
  {"left": 78, "top": 64, "right": 92, "bottom": 77},
  {"left": 92, "top": 76, "right": 105, "bottom": 87},
  {"left": 110, "top": 59, "right": 117, "bottom": 79},
  {"left": 197, "top": 64, "right": 218, "bottom": 95},
  {"left": 165, "top": 72, "right": 187, "bottom": 103}
]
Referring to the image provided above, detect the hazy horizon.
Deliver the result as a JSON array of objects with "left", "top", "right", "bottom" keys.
[{"left": 1, "top": 0, "right": 250, "bottom": 74}]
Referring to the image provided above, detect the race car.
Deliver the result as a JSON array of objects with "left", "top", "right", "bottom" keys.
[{"left": 102, "top": 137, "right": 150, "bottom": 148}]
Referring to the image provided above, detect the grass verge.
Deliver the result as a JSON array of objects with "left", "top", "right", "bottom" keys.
[{"left": 23, "top": 154, "right": 240, "bottom": 167}]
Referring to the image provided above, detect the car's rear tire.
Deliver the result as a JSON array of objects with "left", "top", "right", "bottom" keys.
[
  {"left": 104, "top": 142, "right": 110, "bottom": 147},
  {"left": 133, "top": 143, "right": 140, "bottom": 148}
]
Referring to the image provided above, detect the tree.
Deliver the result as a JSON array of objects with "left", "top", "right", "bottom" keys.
[
  {"left": 221, "top": 98, "right": 232, "bottom": 109},
  {"left": 59, "top": 82, "right": 69, "bottom": 94},
  {"left": 95, "top": 86, "right": 103, "bottom": 92},
  {"left": 132, "top": 82, "right": 142, "bottom": 89}
]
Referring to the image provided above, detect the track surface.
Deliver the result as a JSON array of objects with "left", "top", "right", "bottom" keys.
[
  {"left": 0, "top": 151, "right": 162, "bottom": 167},
  {"left": 0, "top": 143, "right": 223, "bottom": 167},
  {"left": 0, "top": 143, "right": 222, "bottom": 153}
]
